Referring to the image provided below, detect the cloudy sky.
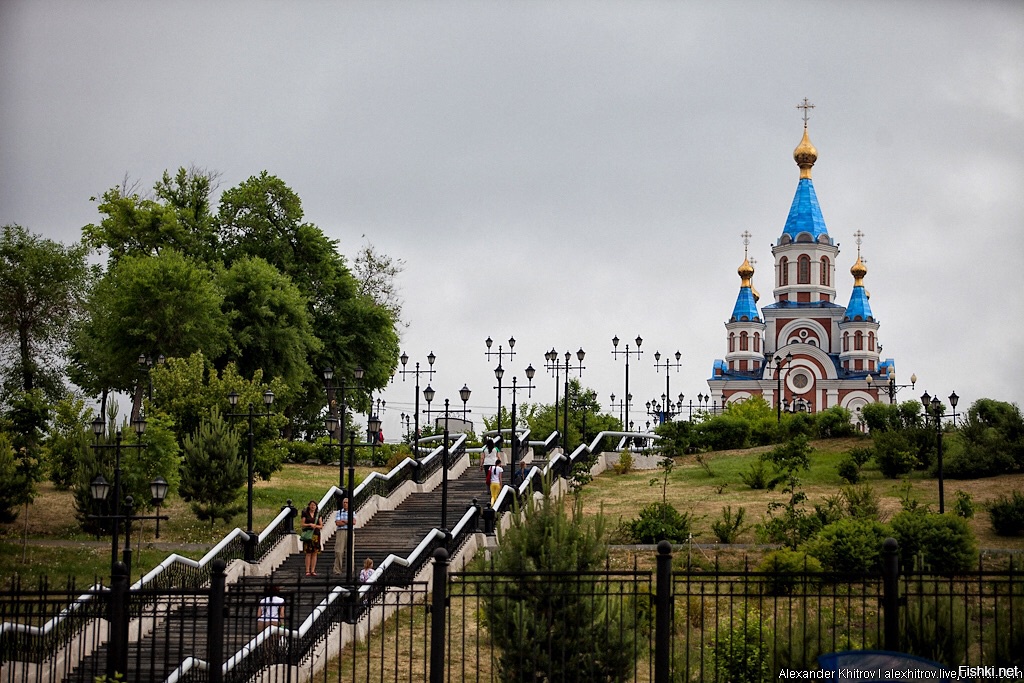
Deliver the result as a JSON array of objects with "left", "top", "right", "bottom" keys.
[{"left": 2, "top": 1, "right": 1022, "bottom": 439}]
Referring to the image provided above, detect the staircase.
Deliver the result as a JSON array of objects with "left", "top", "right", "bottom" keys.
[{"left": 61, "top": 463, "right": 488, "bottom": 683}]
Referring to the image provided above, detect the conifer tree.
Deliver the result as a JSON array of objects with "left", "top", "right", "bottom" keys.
[
  {"left": 483, "top": 479, "right": 643, "bottom": 682},
  {"left": 179, "top": 407, "right": 243, "bottom": 524}
]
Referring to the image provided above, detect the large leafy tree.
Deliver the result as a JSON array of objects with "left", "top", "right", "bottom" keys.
[
  {"left": 71, "top": 250, "right": 230, "bottom": 394},
  {"left": 0, "top": 225, "right": 94, "bottom": 403}
]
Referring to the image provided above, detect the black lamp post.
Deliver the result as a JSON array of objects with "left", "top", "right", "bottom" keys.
[
  {"left": 867, "top": 371, "right": 917, "bottom": 405},
  {"left": 499, "top": 367, "right": 535, "bottom": 478},
  {"left": 544, "top": 349, "right": 561, "bottom": 436},
  {"left": 459, "top": 384, "right": 472, "bottom": 420},
  {"left": 610, "top": 393, "right": 632, "bottom": 429},
  {"left": 768, "top": 353, "right": 794, "bottom": 424},
  {"left": 368, "top": 397, "right": 386, "bottom": 443},
  {"left": 920, "top": 390, "right": 957, "bottom": 514},
  {"left": 324, "top": 366, "right": 365, "bottom": 489},
  {"left": 399, "top": 351, "right": 436, "bottom": 453},
  {"left": 432, "top": 394, "right": 466, "bottom": 540},
  {"left": 554, "top": 349, "right": 586, "bottom": 452},
  {"left": 611, "top": 335, "right": 643, "bottom": 434},
  {"left": 653, "top": 350, "right": 683, "bottom": 424},
  {"left": 485, "top": 337, "right": 516, "bottom": 445},
  {"left": 399, "top": 412, "right": 412, "bottom": 441},
  {"left": 227, "top": 388, "right": 275, "bottom": 562}
]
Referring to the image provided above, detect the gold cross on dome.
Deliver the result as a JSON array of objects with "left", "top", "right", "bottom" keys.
[
  {"left": 796, "top": 98, "right": 815, "bottom": 126},
  {"left": 853, "top": 230, "right": 865, "bottom": 256},
  {"left": 740, "top": 230, "right": 752, "bottom": 257}
]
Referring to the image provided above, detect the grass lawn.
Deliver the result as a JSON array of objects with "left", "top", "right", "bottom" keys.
[{"left": 579, "top": 437, "right": 1024, "bottom": 553}]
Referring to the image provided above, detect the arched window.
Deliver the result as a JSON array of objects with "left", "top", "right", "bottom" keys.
[
  {"left": 780, "top": 257, "right": 789, "bottom": 286},
  {"left": 798, "top": 255, "right": 811, "bottom": 284},
  {"left": 820, "top": 256, "right": 830, "bottom": 286},
  {"left": 754, "top": 332, "right": 761, "bottom": 352},
  {"left": 868, "top": 332, "right": 875, "bottom": 351},
  {"left": 740, "top": 331, "right": 749, "bottom": 350},
  {"left": 729, "top": 333, "right": 735, "bottom": 352},
  {"left": 855, "top": 331, "right": 863, "bottom": 350},
  {"left": 843, "top": 332, "right": 849, "bottom": 352}
]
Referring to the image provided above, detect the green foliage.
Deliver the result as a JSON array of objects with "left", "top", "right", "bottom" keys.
[
  {"left": 872, "top": 430, "right": 918, "bottom": 478},
  {"left": 518, "top": 379, "right": 617, "bottom": 451},
  {"left": 814, "top": 405, "right": 857, "bottom": 438},
  {"left": 654, "top": 419, "right": 692, "bottom": 456},
  {"left": 812, "top": 493, "right": 847, "bottom": 528},
  {"left": 762, "top": 434, "right": 813, "bottom": 490},
  {"left": 43, "top": 395, "right": 93, "bottom": 489},
  {"left": 985, "top": 591, "right": 1024, "bottom": 668},
  {"left": 711, "top": 505, "right": 749, "bottom": 544},
  {"left": 612, "top": 448, "right": 634, "bottom": 475},
  {"left": 989, "top": 491, "right": 1024, "bottom": 536},
  {"left": 803, "top": 518, "right": 891, "bottom": 573},
  {"left": 626, "top": 501, "right": 693, "bottom": 543},
  {"left": 179, "top": 407, "right": 244, "bottom": 524},
  {"left": 0, "top": 225, "right": 94, "bottom": 403},
  {"left": 841, "top": 484, "right": 881, "bottom": 521},
  {"left": 780, "top": 411, "right": 815, "bottom": 439},
  {"left": 485, "top": 482, "right": 641, "bottom": 683},
  {"left": 739, "top": 459, "right": 769, "bottom": 489},
  {"left": 649, "top": 455, "right": 675, "bottom": 504},
  {"left": 902, "top": 577, "right": 968, "bottom": 666},
  {"left": 0, "top": 433, "right": 26, "bottom": 523},
  {"left": 861, "top": 400, "right": 923, "bottom": 432},
  {"left": 757, "top": 549, "right": 822, "bottom": 596},
  {"left": 756, "top": 436, "right": 819, "bottom": 549},
  {"left": 693, "top": 414, "right": 751, "bottom": 451},
  {"left": 953, "top": 490, "right": 975, "bottom": 519},
  {"left": 836, "top": 455, "right": 861, "bottom": 484},
  {"left": 945, "top": 399, "right": 1024, "bottom": 478},
  {"left": 890, "top": 509, "right": 977, "bottom": 572},
  {"left": 711, "top": 609, "right": 772, "bottom": 683}
]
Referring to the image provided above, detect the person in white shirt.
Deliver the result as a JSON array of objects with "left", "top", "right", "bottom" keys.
[
  {"left": 257, "top": 585, "right": 285, "bottom": 630},
  {"left": 489, "top": 458, "right": 504, "bottom": 505},
  {"left": 359, "top": 557, "right": 375, "bottom": 583},
  {"left": 333, "top": 497, "right": 354, "bottom": 576},
  {"left": 481, "top": 438, "right": 499, "bottom": 495}
]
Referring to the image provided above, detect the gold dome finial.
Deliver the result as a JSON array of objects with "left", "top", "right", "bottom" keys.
[
  {"left": 851, "top": 230, "right": 867, "bottom": 286},
  {"left": 794, "top": 98, "right": 817, "bottom": 179}
]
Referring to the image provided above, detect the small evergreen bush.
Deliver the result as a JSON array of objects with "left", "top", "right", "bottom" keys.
[
  {"left": 757, "top": 549, "right": 822, "bottom": 596},
  {"left": 890, "top": 509, "right": 977, "bottom": 572},
  {"left": 739, "top": 460, "right": 769, "bottom": 489},
  {"left": 613, "top": 448, "right": 634, "bottom": 475},
  {"left": 842, "top": 484, "right": 881, "bottom": 521},
  {"left": 803, "top": 518, "right": 891, "bottom": 573},
  {"left": 711, "top": 609, "right": 772, "bottom": 683},
  {"left": 711, "top": 505, "right": 749, "bottom": 544},
  {"left": 627, "top": 501, "right": 693, "bottom": 544},
  {"left": 989, "top": 491, "right": 1024, "bottom": 536},
  {"left": 837, "top": 455, "right": 861, "bottom": 484}
]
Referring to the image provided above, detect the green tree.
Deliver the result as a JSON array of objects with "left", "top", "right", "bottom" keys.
[
  {"left": 179, "top": 407, "right": 244, "bottom": 524},
  {"left": 518, "top": 379, "right": 617, "bottom": 451},
  {"left": 71, "top": 250, "right": 230, "bottom": 394},
  {"left": 0, "top": 225, "right": 94, "bottom": 403},
  {"left": 352, "top": 240, "right": 407, "bottom": 330},
  {"left": 43, "top": 394, "right": 93, "bottom": 489},
  {"left": 484, "top": 483, "right": 642, "bottom": 682}
]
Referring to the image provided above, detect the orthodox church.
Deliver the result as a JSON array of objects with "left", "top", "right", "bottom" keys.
[{"left": 707, "top": 114, "right": 890, "bottom": 416}]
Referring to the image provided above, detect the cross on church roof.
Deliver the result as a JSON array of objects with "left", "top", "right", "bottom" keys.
[
  {"left": 797, "top": 98, "right": 815, "bottom": 127},
  {"left": 853, "top": 229, "right": 864, "bottom": 256},
  {"left": 741, "top": 230, "right": 751, "bottom": 257}
]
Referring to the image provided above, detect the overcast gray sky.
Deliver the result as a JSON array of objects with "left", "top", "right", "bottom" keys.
[{"left": 2, "top": 1, "right": 1022, "bottom": 438}]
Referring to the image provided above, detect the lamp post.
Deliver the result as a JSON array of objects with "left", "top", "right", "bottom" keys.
[
  {"left": 227, "top": 389, "right": 275, "bottom": 562},
  {"left": 498, "top": 367, "right": 535, "bottom": 478},
  {"left": 544, "top": 349, "right": 561, "bottom": 437},
  {"left": 609, "top": 393, "right": 632, "bottom": 430},
  {"left": 432, "top": 393, "right": 468, "bottom": 540},
  {"left": 399, "top": 351, "right": 436, "bottom": 453},
  {"left": 653, "top": 350, "right": 683, "bottom": 424},
  {"left": 459, "top": 384, "right": 472, "bottom": 421},
  {"left": 552, "top": 349, "right": 586, "bottom": 452},
  {"left": 920, "top": 390, "right": 958, "bottom": 514},
  {"left": 485, "top": 337, "right": 516, "bottom": 443},
  {"left": 768, "top": 353, "right": 794, "bottom": 424},
  {"left": 867, "top": 371, "right": 917, "bottom": 405},
  {"left": 400, "top": 412, "right": 412, "bottom": 441},
  {"left": 611, "top": 335, "right": 643, "bottom": 433},
  {"left": 369, "top": 397, "right": 386, "bottom": 442}
]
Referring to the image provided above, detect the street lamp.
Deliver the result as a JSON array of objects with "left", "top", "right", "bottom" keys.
[
  {"left": 768, "top": 353, "right": 794, "bottom": 424},
  {"left": 544, "top": 349, "right": 561, "bottom": 435},
  {"left": 609, "top": 393, "right": 632, "bottom": 429},
  {"left": 551, "top": 348, "right": 586, "bottom": 452},
  {"left": 920, "top": 390, "right": 957, "bottom": 514},
  {"left": 653, "top": 350, "right": 683, "bottom": 424},
  {"left": 459, "top": 384, "right": 472, "bottom": 420},
  {"left": 867, "top": 371, "right": 918, "bottom": 405},
  {"left": 399, "top": 351, "right": 436, "bottom": 452},
  {"left": 227, "top": 388, "right": 275, "bottom": 562},
  {"left": 611, "top": 335, "right": 643, "bottom": 433},
  {"left": 499, "top": 367, "right": 535, "bottom": 478}
]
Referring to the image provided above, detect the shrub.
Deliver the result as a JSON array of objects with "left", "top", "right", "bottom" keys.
[
  {"left": 757, "top": 549, "right": 822, "bottom": 596},
  {"left": 890, "top": 509, "right": 977, "bottom": 572},
  {"left": 837, "top": 456, "right": 861, "bottom": 484},
  {"left": 848, "top": 446, "right": 874, "bottom": 467},
  {"left": 902, "top": 577, "right": 968, "bottom": 666},
  {"left": 693, "top": 414, "right": 751, "bottom": 451},
  {"left": 711, "top": 609, "right": 772, "bottom": 683},
  {"left": 873, "top": 431, "right": 918, "bottom": 478},
  {"left": 989, "top": 491, "right": 1024, "bottom": 536},
  {"left": 803, "top": 518, "right": 891, "bottom": 573},
  {"left": 627, "top": 501, "right": 693, "bottom": 544},
  {"left": 711, "top": 505, "right": 749, "bottom": 544},
  {"left": 813, "top": 494, "right": 846, "bottom": 527},
  {"left": 815, "top": 405, "right": 857, "bottom": 438},
  {"left": 179, "top": 407, "right": 244, "bottom": 524},
  {"left": 953, "top": 490, "right": 974, "bottom": 519},
  {"left": 842, "top": 484, "right": 881, "bottom": 521},
  {"left": 739, "top": 460, "right": 769, "bottom": 489},
  {"left": 286, "top": 439, "right": 322, "bottom": 463},
  {"left": 613, "top": 448, "right": 634, "bottom": 475},
  {"left": 781, "top": 411, "right": 815, "bottom": 439}
]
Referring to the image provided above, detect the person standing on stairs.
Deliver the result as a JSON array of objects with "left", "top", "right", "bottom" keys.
[
  {"left": 333, "top": 496, "right": 354, "bottom": 576},
  {"left": 301, "top": 500, "right": 324, "bottom": 576},
  {"left": 481, "top": 437, "right": 499, "bottom": 495},
  {"left": 489, "top": 458, "right": 503, "bottom": 505}
]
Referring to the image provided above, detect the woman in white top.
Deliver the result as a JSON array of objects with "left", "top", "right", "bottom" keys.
[
  {"left": 489, "top": 458, "right": 503, "bottom": 505},
  {"left": 481, "top": 438, "right": 499, "bottom": 494},
  {"left": 257, "top": 585, "right": 285, "bottom": 630}
]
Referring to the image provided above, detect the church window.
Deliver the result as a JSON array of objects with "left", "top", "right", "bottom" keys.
[
  {"left": 868, "top": 332, "right": 875, "bottom": 351},
  {"left": 780, "top": 257, "right": 789, "bottom": 286},
  {"left": 843, "top": 332, "right": 849, "bottom": 352},
  {"left": 798, "top": 255, "right": 811, "bottom": 284},
  {"left": 754, "top": 332, "right": 761, "bottom": 352},
  {"left": 740, "top": 332, "right": 749, "bottom": 350},
  {"left": 855, "top": 331, "right": 864, "bottom": 350},
  {"left": 729, "top": 333, "right": 735, "bottom": 352},
  {"left": 820, "top": 256, "right": 830, "bottom": 285}
]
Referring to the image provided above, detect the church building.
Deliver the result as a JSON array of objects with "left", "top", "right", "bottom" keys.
[{"left": 707, "top": 114, "right": 892, "bottom": 416}]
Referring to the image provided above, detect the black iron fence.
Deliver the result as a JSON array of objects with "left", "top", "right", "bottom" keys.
[{"left": 4, "top": 543, "right": 1024, "bottom": 683}]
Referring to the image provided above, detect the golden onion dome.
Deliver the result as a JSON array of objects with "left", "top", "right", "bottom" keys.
[
  {"left": 851, "top": 254, "right": 867, "bottom": 287},
  {"left": 794, "top": 127, "right": 818, "bottom": 179},
  {"left": 738, "top": 257, "right": 754, "bottom": 287}
]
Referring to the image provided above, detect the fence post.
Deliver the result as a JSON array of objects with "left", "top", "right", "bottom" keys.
[
  {"left": 655, "top": 540, "right": 673, "bottom": 683},
  {"left": 482, "top": 504, "right": 496, "bottom": 535},
  {"left": 107, "top": 561, "right": 130, "bottom": 681},
  {"left": 429, "top": 547, "right": 450, "bottom": 683},
  {"left": 882, "top": 537, "right": 900, "bottom": 652},
  {"left": 208, "top": 559, "right": 227, "bottom": 683},
  {"left": 282, "top": 499, "right": 297, "bottom": 534}
]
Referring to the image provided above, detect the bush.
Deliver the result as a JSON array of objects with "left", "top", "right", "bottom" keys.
[
  {"left": 613, "top": 448, "right": 634, "bottom": 475},
  {"left": 711, "top": 505, "right": 749, "bottom": 544},
  {"left": 873, "top": 431, "right": 918, "bottom": 478},
  {"left": 711, "top": 609, "right": 772, "bottom": 683},
  {"left": 693, "top": 414, "right": 751, "bottom": 451},
  {"left": 902, "top": 577, "right": 968, "bottom": 666},
  {"left": 842, "top": 484, "right": 881, "bottom": 521},
  {"left": 739, "top": 460, "right": 769, "bottom": 489},
  {"left": 848, "top": 446, "right": 874, "bottom": 467},
  {"left": 815, "top": 406, "right": 857, "bottom": 438},
  {"left": 803, "top": 518, "right": 891, "bottom": 573},
  {"left": 286, "top": 439, "right": 323, "bottom": 463},
  {"left": 989, "top": 491, "right": 1024, "bottom": 536},
  {"left": 836, "top": 456, "right": 861, "bottom": 484},
  {"left": 627, "top": 501, "right": 693, "bottom": 543},
  {"left": 890, "top": 509, "right": 977, "bottom": 572},
  {"left": 953, "top": 490, "right": 974, "bottom": 519},
  {"left": 757, "top": 549, "right": 822, "bottom": 596},
  {"left": 781, "top": 412, "right": 815, "bottom": 439}
]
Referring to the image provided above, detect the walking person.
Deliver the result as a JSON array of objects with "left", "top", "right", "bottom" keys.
[
  {"left": 301, "top": 500, "right": 324, "bottom": 576},
  {"left": 489, "top": 457, "right": 504, "bottom": 506},
  {"left": 332, "top": 496, "right": 354, "bottom": 576},
  {"left": 481, "top": 438, "right": 499, "bottom": 495}
]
